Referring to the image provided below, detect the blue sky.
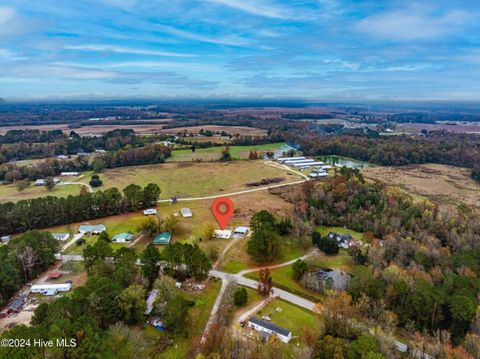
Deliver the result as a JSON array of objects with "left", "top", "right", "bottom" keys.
[{"left": 1, "top": 0, "right": 480, "bottom": 100}]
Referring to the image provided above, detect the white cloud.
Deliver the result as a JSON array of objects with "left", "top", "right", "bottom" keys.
[
  {"left": 202, "top": 0, "right": 294, "bottom": 19},
  {"left": 0, "top": 7, "right": 15, "bottom": 25},
  {"left": 0, "top": 48, "right": 25, "bottom": 61},
  {"left": 158, "top": 25, "right": 250, "bottom": 47},
  {"left": 356, "top": 7, "right": 470, "bottom": 41},
  {"left": 64, "top": 44, "right": 194, "bottom": 57},
  {"left": 106, "top": 61, "right": 218, "bottom": 71}
]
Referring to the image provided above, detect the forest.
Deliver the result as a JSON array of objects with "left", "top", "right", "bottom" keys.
[
  {"left": 293, "top": 169, "right": 480, "bottom": 354},
  {"left": 0, "top": 183, "right": 161, "bottom": 236}
]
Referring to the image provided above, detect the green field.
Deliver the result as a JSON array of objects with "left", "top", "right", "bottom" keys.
[
  {"left": 63, "top": 235, "right": 98, "bottom": 254},
  {"left": 95, "top": 160, "right": 300, "bottom": 199},
  {"left": 316, "top": 226, "right": 364, "bottom": 240},
  {"left": 0, "top": 183, "right": 81, "bottom": 203},
  {"left": 169, "top": 143, "right": 286, "bottom": 162}
]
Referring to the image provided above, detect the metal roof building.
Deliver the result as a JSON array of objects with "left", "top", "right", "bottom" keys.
[{"left": 248, "top": 317, "right": 292, "bottom": 343}]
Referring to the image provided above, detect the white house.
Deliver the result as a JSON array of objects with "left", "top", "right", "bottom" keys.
[
  {"left": 145, "top": 289, "right": 158, "bottom": 315},
  {"left": 78, "top": 224, "right": 106, "bottom": 234},
  {"left": 52, "top": 233, "right": 70, "bottom": 241},
  {"left": 180, "top": 208, "right": 192, "bottom": 218},
  {"left": 248, "top": 317, "right": 292, "bottom": 343},
  {"left": 143, "top": 209, "right": 157, "bottom": 216},
  {"left": 214, "top": 229, "right": 232, "bottom": 239},
  {"left": 31, "top": 283, "right": 72, "bottom": 296},
  {"left": 60, "top": 172, "right": 79, "bottom": 177}
]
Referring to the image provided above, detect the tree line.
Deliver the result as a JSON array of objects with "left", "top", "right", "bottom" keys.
[
  {"left": 0, "top": 129, "right": 168, "bottom": 164},
  {"left": 0, "top": 183, "right": 161, "bottom": 236},
  {"left": 0, "top": 144, "right": 171, "bottom": 183}
]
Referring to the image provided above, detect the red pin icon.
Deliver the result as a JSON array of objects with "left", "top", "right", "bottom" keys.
[{"left": 211, "top": 197, "right": 234, "bottom": 229}]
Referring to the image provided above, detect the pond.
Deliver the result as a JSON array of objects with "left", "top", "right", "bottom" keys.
[{"left": 316, "top": 155, "right": 371, "bottom": 169}]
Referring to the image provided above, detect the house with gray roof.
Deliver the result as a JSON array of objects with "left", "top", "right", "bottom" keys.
[{"left": 248, "top": 317, "right": 292, "bottom": 343}]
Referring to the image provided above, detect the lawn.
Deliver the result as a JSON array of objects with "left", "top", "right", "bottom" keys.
[
  {"left": 94, "top": 160, "right": 300, "bottom": 200},
  {"left": 306, "top": 249, "right": 353, "bottom": 272},
  {"left": 168, "top": 143, "right": 285, "bottom": 162},
  {"left": 0, "top": 183, "right": 81, "bottom": 203},
  {"left": 255, "top": 299, "right": 320, "bottom": 345},
  {"left": 63, "top": 235, "right": 98, "bottom": 254}
]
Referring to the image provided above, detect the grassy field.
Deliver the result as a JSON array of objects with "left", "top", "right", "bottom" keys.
[
  {"left": 169, "top": 143, "right": 285, "bottom": 162},
  {"left": 95, "top": 160, "right": 300, "bottom": 199},
  {"left": 149, "top": 279, "right": 222, "bottom": 359},
  {"left": 0, "top": 183, "right": 81, "bottom": 203},
  {"left": 161, "top": 125, "right": 267, "bottom": 137},
  {"left": 363, "top": 163, "right": 480, "bottom": 208},
  {"left": 63, "top": 234, "right": 98, "bottom": 254}
]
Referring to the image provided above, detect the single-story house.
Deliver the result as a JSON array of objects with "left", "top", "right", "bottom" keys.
[
  {"left": 327, "top": 232, "right": 358, "bottom": 249},
  {"left": 57, "top": 155, "right": 68, "bottom": 160},
  {"left": 143, "top": 208, "right": 157, "bottom": 216},
  {"left": 31, "top": 283, "right": 72, "bottom": 295},
  {"left": 112, "top": 232, "right": 133, "bottom": 243},
  {"left": 1, "top": 235, "right": 12, "bottom": 243},
  {"left": 60, "top": 172, "right": 79, "bottom": 177},
  {"left": 180, "top": 208, "right": 192, "bottom": 218},
  {"left": 35, "top": 179, "right": 46, "bottom": 186},
  {"left": 48, "top": 271, "right": 62, "bottom": 279},
  {"left": 248, "top": 317, "right": 292, "bottom": 343},
  {"left": 233, "top": 226, "right": 249, "bottom": 236},
  {"left": 145, "top": 289, "right": 159, "bottom": 315},
  {"left": 153, "top": 232, "right": 171, "bottom": 245},
  {"left": 78, "top": 224, "right": 106, "bottom": 234},
  {"left": 94, "top": 149, "right": 107, "bottom": 153},
  {"left": 309, "top": 172, "right": 329, "bottom": 178},
  {"left": 214, "top": 229, "right": 232, "bottom": 239},
  {"left": 52, "top": 233, "right": 70, "bottom": 241}
]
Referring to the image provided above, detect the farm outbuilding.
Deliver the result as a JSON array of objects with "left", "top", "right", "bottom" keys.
[
  {"left": 31, "top": 283, "right": 72, "bottom": 295},
  {"left": 143, "top": 209, "right": 158, "bottom": 216},
  {"left": 180, "top": 208, "right": 193, "bottom": 218},
  {"left": 214, "top": 230, "right": 232, "bottom": 239}
]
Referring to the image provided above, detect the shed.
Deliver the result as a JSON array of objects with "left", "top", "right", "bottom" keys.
[
  {"left": 35, "top": 179, "right": 46, "bottom": 186},
  {"left": 143, "top": 209, "right": 157, "bottom": 216},
  {"left": 112, "top": 232, "right": 133, "bottom": 243},
  {"left": 60, "top": 172, "right": 79, "bottom": 176},
  {"left": 153, "top": 232, "right": 171, "bottom": 245},
  {"left": 48, "top": 271, "right": 61, "bottom": 279},
  {"left": 180, "top": 208, "right": 192, "bottom": 218}
]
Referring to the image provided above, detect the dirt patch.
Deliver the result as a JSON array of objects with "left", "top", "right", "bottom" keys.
[{"left": 363, "top": 163, "right": 480, "bottom": 208}]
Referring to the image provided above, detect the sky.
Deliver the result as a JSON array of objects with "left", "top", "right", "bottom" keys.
[{"left": 1, "top": 0, "right": 480, "bottom": 101}]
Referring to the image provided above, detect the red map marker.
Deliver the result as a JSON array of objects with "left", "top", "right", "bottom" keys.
[{"left": 211, "top": 197, "right": 234, "bottom": 229}]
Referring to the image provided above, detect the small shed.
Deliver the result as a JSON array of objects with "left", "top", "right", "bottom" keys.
[
  {"left": 112, "top": 232, "right": 133, "bottom": 243},
  {"left": 1, "top": 235, "right": 12, "bottom": 243},
  {"left": 153, "top": 232, "right": 171, "bottom": 245},
  {"left": 48, "top": 271, "right": 62, "bottom": 279},
  {"left": 35, "top": 179, "right": 46, "bottom": 186},
  {"left": 143, "top": 209, "right": 157, "bottom": 216},
  {"left": 180, "top": 208, "right": 192, "bottom": 218}
]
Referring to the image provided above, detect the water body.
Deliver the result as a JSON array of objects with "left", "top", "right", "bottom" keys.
[{"left": 317, "top": 155, "right": 371, "bottom": 169}]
